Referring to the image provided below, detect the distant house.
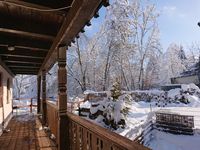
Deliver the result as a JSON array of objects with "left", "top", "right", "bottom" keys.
[
  {"left": 0, "top": 63, "right": 13, "bottom": 135},
  {"left": 171, "top": 62, "right": 200, "bottom": 86}
]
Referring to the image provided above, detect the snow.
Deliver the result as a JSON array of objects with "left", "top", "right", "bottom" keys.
[
  {"left": 181, "top": 84, "right": 190, "bottom": 91},
  {"left": 79, "top": 101, "right": 91, "bottom": 108},
  {"left": 113, "top": 100, "right": 124, "bottom": 123},
  {"left": 83, "top": 90, "right": 96, "bottom": 95},
  {"left": 90, "top": 105, "right": 99, "bottom": 114},
  {"left": 95, "top": 115, "right": 105, "bottom": 124},
  {"left": 168, "top": 88, "right": 180, "bottom": 98},
  {"left": 78, "top": 84, "right": 200, "bottom": 150},
  {"left": 149, "top": 130, "right": 200, "bottom": 150}
]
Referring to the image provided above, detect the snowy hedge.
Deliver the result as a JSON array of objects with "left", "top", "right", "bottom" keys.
[{"left": 127, "top": 83, "right": 200, "bottom": 105}]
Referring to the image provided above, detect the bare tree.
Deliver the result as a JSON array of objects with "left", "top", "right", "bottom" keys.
[
  {"left": 13, "top": 75, "right": 27, "bottom": 99},
  {"left": 129, "top": 0, "right": 160, "bottom": 89}
]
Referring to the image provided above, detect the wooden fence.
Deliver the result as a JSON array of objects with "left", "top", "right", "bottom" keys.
[
  {"left": 13, "top": 98, "right": 37, "bottom": 113},
  {"left": 155, "top": 112, "right": 194, "bottom": 135},
  {"left": 134, "top": 111, "right": 195, "bottom": 147},
  {"left": 134, "top": 120, "right": 154, "bottom": 146}
]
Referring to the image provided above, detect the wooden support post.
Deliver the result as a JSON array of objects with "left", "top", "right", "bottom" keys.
[
  {"left": 42, "top": 70, "right": 47, "bottom": 125},
  {"left": 57, "top": 46, "right": 68, "bottom": 150},
  {"left": 30, "top": 98, "right": 33, "bottom": 113},
  {"left": 37, "top": 75, "right": 41, "bottom": 114}
]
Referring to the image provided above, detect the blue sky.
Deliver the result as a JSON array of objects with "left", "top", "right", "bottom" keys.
[
  {"left": 154, "top": 0, "right": 200, "bottom": 50},
  {"left": 85, "top": 0, "right": 200, "bottom": 51}
]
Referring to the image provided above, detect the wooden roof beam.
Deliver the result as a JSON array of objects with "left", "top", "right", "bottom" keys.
[
  {"left": 15, "top": 72, "right": 38, "bottom": 75},
  {"left": 0, "top": 35, "right": 51, "bottom": 50},
  {"left": 0, "top": 54, "right": 44, "bottom": 59},
  {"left": 0, "top": 48, "right": 47, "bottom": 58},
  {"left": 0, "top": 28, "right": 54, "bottom": 41},
  {"left": 11, "top": 68, "right": 39, "bottom": 72},
  {"left": 12, "top": 69, "right": 38, "bottom": 75},
  {"left": 1, "top": 56, "right": 43, "bottom": 63},
  {"left": 0, "top": 0, "right": 66, "bottom": 16},
  {"left": 0, "top": 44, "right": 49, "bottom": 52},
  {"left": 8, "top": 65, "right": 40, "bottom": 69},
  {"left": 38, "top": 0, "right": 105, "bottom": 74},
  {"left": 4, "top": 60, "right": 42, "bottom": 65},
  {"left": 0, "top": 14, "right": 61, "bottom": 36}
]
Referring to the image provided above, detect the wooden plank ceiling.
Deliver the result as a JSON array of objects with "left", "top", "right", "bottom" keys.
[{"left": 0, "top": 0, "right": 109, "bottom": 75}]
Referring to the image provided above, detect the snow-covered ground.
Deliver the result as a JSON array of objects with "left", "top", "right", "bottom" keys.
[
  {"left": 80, "top": 99, "right": 200, "bottom": 150},
  {"left": 79, "top": 84, "right": 200, "bottom": 150},
  {"left": 149, "top": 130, "right": 200, "bottom": 150},
  {"left": 112, "top": 100, "right": 200, "bottom": 139},
  {"left": 88, "top": 100, "right": 200, "bottom": 150}
]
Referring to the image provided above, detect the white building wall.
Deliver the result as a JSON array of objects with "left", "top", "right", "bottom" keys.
[
  {"left": 174, "top": 75, "right": 199, "bottom": 85},
  {"left": 0, "top": 65, "right": 13, "bottom": 135}
]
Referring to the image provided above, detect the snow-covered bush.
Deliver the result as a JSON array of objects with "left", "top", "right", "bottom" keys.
[
  {"left": 165, "top": 84, "right": 200, "bottom": 104},
  {"left": 89, "top": 80, "right": 131, "bottom": 129},
  {"left": 110, "top": 80, "right": 122, "bottom": 100}
]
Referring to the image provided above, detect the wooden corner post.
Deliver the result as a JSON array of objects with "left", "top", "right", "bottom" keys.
[
  {"left": 42, "top": 70, "right": 47, "bottom": 125},
  {"left": 57, "top": 46, "right": 68, "bottom": 150},
  {"left": 37, "top": 75, "right": 41, "bottom": 114}
]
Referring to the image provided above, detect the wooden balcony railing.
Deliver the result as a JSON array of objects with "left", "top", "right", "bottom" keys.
[
  {"left": 46, "top": 100, "right": 149, "bottom": 150},
  {"left": 67, "top": 112, "right": 149, "bottom": 150}
]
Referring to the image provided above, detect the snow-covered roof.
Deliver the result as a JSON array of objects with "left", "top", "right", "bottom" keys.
[{"left": 173, "top": 62, "right": 199, "bottom": 78}]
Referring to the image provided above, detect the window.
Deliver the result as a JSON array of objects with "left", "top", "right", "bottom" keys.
[
  {"left": 7, "top": 78, "right": 10, "bottom": 104},
  {"left": 0, "top": 73, "right": 3, "bottom": 107}
]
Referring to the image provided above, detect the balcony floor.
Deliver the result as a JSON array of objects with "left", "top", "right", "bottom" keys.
[{"left": 0, "top": 114, "right": 57, "bottom": 150}]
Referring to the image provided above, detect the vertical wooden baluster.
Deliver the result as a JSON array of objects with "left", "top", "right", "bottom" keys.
[
  {"left": 97, "top": 138, "right": 100, "bottom": 150},
  {"left": 96, "top": 138, "right": 102, "bottom": 150},
  {"left": 72, "top": 121, "right": 75, "bottom": 149},
  {"left": 86, "top": 131, "right": 91, "bottom": 150},
  {"left": 104, "top": 140, "right": 111, "bottom": 150},
  {"left": 72, "top": 123, "right": 77, "bottom": 150},
  {"left": 79, "top": 127, "right": 83, "bottom": 150},
  {"left": 30, "top": 98, "right": 33, "bottom": 113},
  {"left": 82, "top": 128, "right": 87, "bottom": 150},
  {"left": 76, "top": 125, "right": 80, "bottom": 150},
  {"left": 100, "top": 140, "right": 103, "bottom": 150},
  {"left": 92, "top": 134, "right": 98, "bottom": 150},
  {"left": 68, "top": 120, "right": 71, "bottom": 149},
  {"left": 42, "top": 69, "right": 47, "bottom": 125},
  {"left": 37, "top": 75, "right": 41, "bottom": 114},
  {"left": 89, "top": 132, "right": 92, "bottom": 150},
  {"left": 87, "top": 131, "right": 89, "bottom": 150}
]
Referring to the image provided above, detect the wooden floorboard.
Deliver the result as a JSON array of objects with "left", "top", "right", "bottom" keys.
[{"left": 0, "top": 114, "right": 57, "bottom": 150}]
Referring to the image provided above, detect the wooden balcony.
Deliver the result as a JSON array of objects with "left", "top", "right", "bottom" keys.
[
  {"left": 0, "top": 114, "right": 57, "bottom": 150},
  {"left": 0, "top": 0, "right": 150, "bottom": 149},
  {"left": 0, "top": 100, "right": 149, "bottom": 150}
]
